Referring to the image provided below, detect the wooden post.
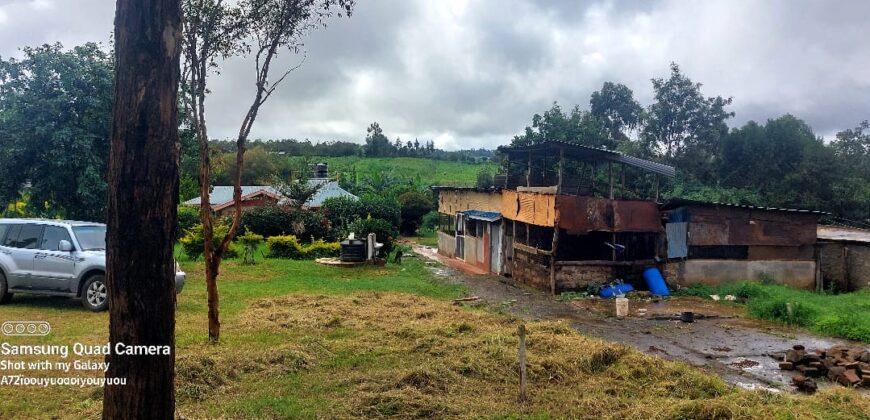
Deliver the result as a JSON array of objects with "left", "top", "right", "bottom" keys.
[
  {"left": 504, "top": 159, "right": 510, "bottom": 188},
  {"left": 526, "top": 152, "right": 532, "bottom": 187},
  {"left": 550, "top": 148, "right": 562, "bottom": 295},
  {"left": 654, "top": 174, "right": 660, "bottom": 202},
  {"left": 620, "top": 164, "right": 625, "bottom": 199},
  {"left": 608, "top": 161, "right": 614, "bottom": 200},
  {"left": 518, "top": 324, "right": 527, "bottom": 402},
  {"left": 556, "top": 148, "right": 564, "bottom": 195}
]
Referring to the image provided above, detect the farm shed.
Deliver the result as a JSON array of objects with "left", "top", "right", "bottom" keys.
[
  {"left": 817, "top": 225, "right": 870, "bottom": 291},
  {"left": 660, "top": 199, "right": 824, "bottom": 289},
  {"left": 496, "top": 141, "right": 674, "bottom": 293}
]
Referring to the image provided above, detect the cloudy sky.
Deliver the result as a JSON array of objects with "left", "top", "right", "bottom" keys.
[{"left": 1, "top": 0, "right": 868, "bottom": 149}]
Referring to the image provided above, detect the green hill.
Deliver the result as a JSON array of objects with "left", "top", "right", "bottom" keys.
[{"left": 315, "top": 156, "right": 497, "bottom": 187}]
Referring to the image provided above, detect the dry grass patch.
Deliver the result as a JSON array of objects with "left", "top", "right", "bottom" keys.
[{"left": 181, "top": 292, "right": 870, "bottom": 419}]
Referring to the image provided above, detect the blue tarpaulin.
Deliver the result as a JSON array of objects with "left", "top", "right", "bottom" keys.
[{"left": 462, "top": 210, "right": 501, "bottom": 222}]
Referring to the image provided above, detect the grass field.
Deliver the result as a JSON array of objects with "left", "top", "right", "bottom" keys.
[
  {"left": 674, "top": 282, "right": 870, "bottom": 343},
  {"left": 1, "top": 258, "right": 869, "bottom": 418},
  {"left": 314, "top": 156, "right": 498, "bottom": 187}
]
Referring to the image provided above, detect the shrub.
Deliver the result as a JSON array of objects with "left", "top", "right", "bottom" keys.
[
  {"left": 360, "top": 195, "right": 401, "bottom": 227},
  {"left": 177, "top": 205, "right": 200, "bottom": 239},
  {"left": 398, "top": 191, "right": 434, "bottom": 235},
  {"left": 266, "top": 235, "right": 306, "bottom": 259},
  {"left": 348, "top": 217, "right": 398, "bottom": 254},
  {"left": 236, "top": 230, "right": 264, "bottom": 265},
  {"left": 179, "top": 223, "right": 240, "bottom": 260},
  {"left": 266, "top": 235, "right": 340, "bottom": 259},
  {"left": 748, "top": 298, "right": 817, "bottom": 326},
  {"left": 291, "top": 209, "right": 338, "bottom": 242},
  {"left": 321, "top": 196, "right": 364, "bottom": 230},
  {"left": 304, "top": 239, "right": 341, "bottom": 259},
  {"left": 420, "top": 210, "right": 440, "bottom": 232},
  {"left": 239, "top": 204, "right": 295, "bottom": 237}
]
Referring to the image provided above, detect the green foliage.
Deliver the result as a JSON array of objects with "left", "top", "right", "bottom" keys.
[
  {"left": 364, "top": 122, "right": 394, "bottom": 157},
  {"left": 236, "top": 230, "right": 264, "bottom": 265},
  {"left": 265, "top": 235, "right": 305, "bottom": 259},
  {"left": 348, "top": 217, "right": 398, "bottom": 254},
  {"left": 590, "top": 82, "right": 644, "bottom": 143},
  {"left": 177, "top": 205, "right": 201, "bottom": 239},
  {"left": 475, "top": 168, "right": 494, "bottom": 188},
  {"left": 676, "top": 282, "right": 870, "bottom": 343},
  {"left": 238, "top": 204, "right": 295, "bottom": 237},
  {"left": 179, "top": 175, "right": 200, "bottom": 202},
  {"left": 265, "top": 235, "right": 339, "bottom": 260},
  {"left": 0, "top": 42, "right": 113, "bottom": 221},
  {"left": 420, "top": 211, "right": 440, "bottom": 232},
  {"left": 398, "top": 191, "right": 434, "bottom": 235},
  {"left": 511, "top": 102, "right": 613, "bottom": 150},
  {"left": 179, "top": 223, "right": 240, "bottom": 260}
]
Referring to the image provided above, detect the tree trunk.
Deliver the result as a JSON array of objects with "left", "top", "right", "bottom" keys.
[{"left": 103, "top": 0, "right": 182, "bottom": 418}]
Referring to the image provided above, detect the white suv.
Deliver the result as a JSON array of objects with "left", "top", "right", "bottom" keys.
[{"left": 0, "top": 219, "right": 185, "bottom": 311}]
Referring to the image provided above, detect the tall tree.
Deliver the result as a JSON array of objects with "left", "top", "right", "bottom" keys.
[
  {"left": 0, "top": 43, "right": 113, "bottom": 220},
  {"left": 364, "top": 121, "right": 394, "bottom": 156},
  {"left": 182, "top": 0, "right": 353, "bottom": 341},
  {"left": 103, "top": 0, "right": 181, "bottom": 417},
  {"left": 590, "top": 81, "right": 643, "bottom": 144},
  {"left": 642, "top": 62, "right": 733, "bottom": 180},
  {"left": 511, "top": 102, "right": 611, "bottom": 149}
]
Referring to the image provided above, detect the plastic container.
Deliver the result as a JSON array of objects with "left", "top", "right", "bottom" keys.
[
  {"left": 598, "top": 283, "right": 634, "bottom": 298},
  {"left": 643, "top": 267, "right": 670, "bottom": 296},
  {"left": 615, "top": 297, "right": 629, "bottom": 318}
]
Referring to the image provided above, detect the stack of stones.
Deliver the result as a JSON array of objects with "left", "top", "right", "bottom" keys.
[{"left": 775, "top": 344, "right": 870, "bottom": 393}]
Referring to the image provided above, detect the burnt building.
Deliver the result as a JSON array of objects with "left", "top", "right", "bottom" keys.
[{"left": 436, "top": 140, "right": 675, "bottom": 293}]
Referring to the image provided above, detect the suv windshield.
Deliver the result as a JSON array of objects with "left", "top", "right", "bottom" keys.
[{"left": 72, "top": 225, "right": 106, "bottom": 251}]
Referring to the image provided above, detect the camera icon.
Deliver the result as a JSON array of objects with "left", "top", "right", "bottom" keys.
[{"left": 1, "top": 321, "right": 51, "bottom": 336}]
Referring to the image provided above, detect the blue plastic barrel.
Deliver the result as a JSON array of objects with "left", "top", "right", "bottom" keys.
[
  {"left": 643, "top": 267, "right": 670, "bottom": 296},
  {"left": 599, "top": 283, "right": 634, "bottom": 298}
]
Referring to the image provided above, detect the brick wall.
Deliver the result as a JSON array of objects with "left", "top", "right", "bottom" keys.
[
  {"left": 512, "top": 248, "right": 550, "bottom": 290},
  {"left": 555, "top": 264, "right": 614, "bottom": 292}
]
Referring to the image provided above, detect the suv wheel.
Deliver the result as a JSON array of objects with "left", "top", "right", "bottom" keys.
[
  {"left": 82, "top": 275, "right": 108, "bottom": 311},
  {"left": 0, "top": 272, "right": 12, "bottom": 304}
]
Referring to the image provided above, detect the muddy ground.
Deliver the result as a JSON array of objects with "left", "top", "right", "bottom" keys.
[{"left": 411, "top": 244, "right": 863, "bottom": 393}]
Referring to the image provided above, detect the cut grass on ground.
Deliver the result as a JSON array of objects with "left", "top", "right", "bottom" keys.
[
  {"left": 675, "top": 282, "right": 870, "bottom": 343},
  {"left": 2, "top": 259, "right": 869, "bottom": 418}
]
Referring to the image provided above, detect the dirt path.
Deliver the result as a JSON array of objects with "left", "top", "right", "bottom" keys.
[{"left": 412, "top": 244, "right": 856, "bottom": 392}]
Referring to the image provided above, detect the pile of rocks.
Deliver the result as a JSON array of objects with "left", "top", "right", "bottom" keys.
[{"left": 774, "top": 344, "right": 870, "bottom": 393}]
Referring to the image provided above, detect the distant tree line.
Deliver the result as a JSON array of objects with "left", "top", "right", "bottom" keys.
[{"left": 511, "top": 63, "right": 870, "bottom": 225}]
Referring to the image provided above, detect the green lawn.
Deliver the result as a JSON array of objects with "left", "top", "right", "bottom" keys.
[
  {"left": 313, "top": 156, "right": 497, "bottom": 187},
  {"left": 674, "top": 282, "right": 870, "bottom": 342}
]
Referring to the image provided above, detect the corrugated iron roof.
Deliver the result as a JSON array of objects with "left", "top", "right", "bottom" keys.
[
  {"left": 183, "top": 179, "right": 358, "bottom": 208},
  {"left": 498, "top": 140, "right": 676, "bottom": 178},
  {"left": 817, "top": 225, "right": 870, "bottom": 243},
  {"left": 462, "top": 210, "right": 502, "bottom": 222},
  {"left": 662, "top": 198, "right": 828, "bottom": 215}
]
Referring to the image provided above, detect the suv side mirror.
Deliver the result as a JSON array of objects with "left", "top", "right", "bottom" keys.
[{"left": 58, "top": 240, "right": 73, "bottom": 252}]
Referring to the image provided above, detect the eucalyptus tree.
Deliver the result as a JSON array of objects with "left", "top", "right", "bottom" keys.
[
  {"left": 181, "top": 0, "right": 353, "bottom": 342},
  {"left": 104, "top": 0, "right": 181, "bottom": 416}
]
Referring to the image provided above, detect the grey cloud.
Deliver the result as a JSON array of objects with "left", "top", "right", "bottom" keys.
[{"left": 1, "top": 0, "right": 868, "bottom": 148}]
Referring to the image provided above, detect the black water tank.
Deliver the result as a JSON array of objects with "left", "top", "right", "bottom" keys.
[{"left": 340, "top": 239, "right": 366, "bottom": 262}]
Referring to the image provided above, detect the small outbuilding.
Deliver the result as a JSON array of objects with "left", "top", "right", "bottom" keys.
[{"left": 817, "top": 225, "right": 870, "bottom": 291}]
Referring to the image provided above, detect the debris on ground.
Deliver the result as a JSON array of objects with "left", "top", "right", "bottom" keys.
[
  {"left": 730, "top": 359, "right": 760, "bottom": 369},
  {"left": 645, "top": 313, "right": 736, "bottom": 321},
  {"left": 772, "top": 344, "right": 870, "bottom": 392}
]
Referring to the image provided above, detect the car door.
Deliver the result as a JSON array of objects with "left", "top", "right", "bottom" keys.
[
  {"left": 32, "top": 225, "right": 76, "bottom": 292},
  {"left": 1, "top": 224, "right": 43, "bottom": 290}
]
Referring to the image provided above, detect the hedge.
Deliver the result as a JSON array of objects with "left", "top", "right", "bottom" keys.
[{"left": 266, "top": 235, "right": 340, "bottom": 260}]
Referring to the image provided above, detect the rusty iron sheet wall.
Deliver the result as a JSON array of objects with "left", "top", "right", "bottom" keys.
[
  {"left": 686, "top": 206, "right": 817, "bottom": 247},
  {"left": 557, "top": 196, "right": 660, "bottom": 234},
  {"left": 501, "top": 190, "right": 555, "bottom": 227},
  {"left": 438, "top": 190, "right": 502, "bottom": 214}
]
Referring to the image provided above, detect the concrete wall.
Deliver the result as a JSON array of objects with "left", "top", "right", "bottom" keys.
[
  {"left": 463, "top": 236, "right": 485, "bottom": 269},
  {"left": 819, "top": 242, "right": 870, "bottom": 291},
  {"left": 666, "top": 259, "right": 816, "bottom": 289},
  {"left": 437, "top": 232, "right": 455, "bottom": 258}
]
